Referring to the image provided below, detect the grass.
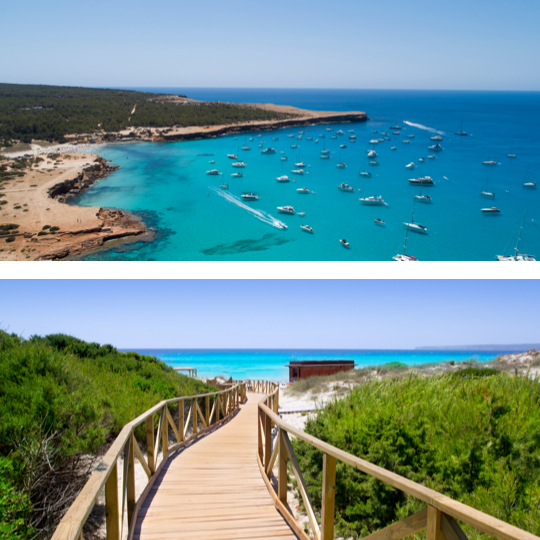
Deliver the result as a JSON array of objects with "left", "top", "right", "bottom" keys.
[{"left": 292, "top": 371, "right": 540, "bottom": 539}]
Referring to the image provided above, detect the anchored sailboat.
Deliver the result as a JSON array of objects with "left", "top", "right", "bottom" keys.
[{"left": 497, "top": 213, "right": 536, "bottom": 261}]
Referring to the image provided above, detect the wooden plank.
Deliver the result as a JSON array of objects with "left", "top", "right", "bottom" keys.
[
  {"left": 265, "top": 434, "right": 279, "bottom": 476},
  {"left": 166, "top": 407, "right": 181, "bottom": 444},
  {"left": 184, "top": 404, "right": 192, "bottom": 438},
  {"left": 264, "top": 407, "right": 272, "bottom": 472},
  {"left": 362, "top": 508, "right": 428, "bottom": 540},
  {"left": 321, "top": 453, "right": 336, "bottom": 540},
  {"left": 132, "top": 436, "right": 152, "bottom": 480},
  {"left": 146, "top": 416, "right": 155, "bottom": 474},
  {"left": 196, "top": 400, "right": 208, "bottom": 429},
  {"left": 105, "top": 462, "right": 120, "bottom": 540},
  {"left": 127, "top": 434, "right": 136, "bottom": 529},
  {"left": 161, "top": 406, "right": 168, "bottom": 456},
  {"left": 441, "top": 513, "right": 468, "bottom": 540},
  {"left": 178, "top": 400, "right": 185, "bottom": 443},
  {"left": 428, "top": 505, "right": 445, "bottom": 540},
  {"left": 205, "top": 396, "right": 210, "bottom": 427},
  {"left": 278, "top": 427, "right": 288, "bottom": 505},
  {"left": 193, "top": 398, "right": 198, "bottom": 435}
]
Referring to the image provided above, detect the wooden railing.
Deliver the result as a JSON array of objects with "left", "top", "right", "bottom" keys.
[
  {"left": 257, "top": 387, "right": 539, "bottom": 540},
  {"left": 52, "top": 382, "right": 246, "bottom": 540}
]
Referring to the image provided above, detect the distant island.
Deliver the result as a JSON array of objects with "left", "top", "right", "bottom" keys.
[{"left": 416, "top": 344, "right": 540, "bottom": 351}]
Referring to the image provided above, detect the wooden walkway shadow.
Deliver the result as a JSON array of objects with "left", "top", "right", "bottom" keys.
[{"left": 133, "top": 391, "right": 298, "bottom": 540}]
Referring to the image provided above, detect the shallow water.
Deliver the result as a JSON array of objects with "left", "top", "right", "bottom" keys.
[
  {"left": 124, "top": 348, "right": 514, "bottom": 382},
  {"left": 75, "top": 89, "right": 540, "bottom": 261}
]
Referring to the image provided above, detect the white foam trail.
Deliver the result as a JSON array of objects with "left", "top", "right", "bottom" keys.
[
  {"left": 212, "top": 189, "right": 288, "bottom": 229},
  {"left": 403, "top": 121, "right": 445, "bottom": 135}
]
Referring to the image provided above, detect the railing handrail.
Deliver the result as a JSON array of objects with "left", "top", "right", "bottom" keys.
[
  {"left": 257, "top": 394, "right": 539, "bottom": 540},
  {"left": 53, "top": 382, "right": 246, "bottom": 540}
]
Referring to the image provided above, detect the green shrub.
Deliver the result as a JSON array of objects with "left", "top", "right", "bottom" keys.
[
  {"left": 42, "top": 225, "right": 50, "bottom": 230},
  {"left": 0, "top": 223, "right": 19, "bottom": 231},
  {"left": 37, "top": 231, "right": 47, "bottom": 236},
  {"left": 5, "top": 236, "right": 15, "bottom": 243},
  {"left": 293, "top": 374, "right": 540, "bottom": 538},
  {"left": 49, "top": 226, "right": 59, "bottom": 232}
]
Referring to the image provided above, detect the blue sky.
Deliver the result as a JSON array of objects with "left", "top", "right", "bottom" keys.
[
  {"left": 1, "top": 280, "right": 538, "bottom": 348},
  {"left": 1, "top": 0, "right": 539, "bottom": 90}
]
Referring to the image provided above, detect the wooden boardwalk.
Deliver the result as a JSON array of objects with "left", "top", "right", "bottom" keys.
[{"left": 133, "top": 391, "right": 298, "bottom": 540}]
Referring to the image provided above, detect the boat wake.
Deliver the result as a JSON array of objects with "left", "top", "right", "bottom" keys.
[
  {"left": 403, "top": 121, "right": 445, "bottom": 135},
  {"left": 212, "top": 189, "right": 288, "bottom": 229}
]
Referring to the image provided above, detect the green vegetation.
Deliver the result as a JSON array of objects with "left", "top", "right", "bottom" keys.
[
  {"left": 0, "top": 223, "right": 19, "bottom": 232},
  {"left": 0, "top": 83, "right": 293, "bottom": 143},
  {"left": 0, "top": 332, "right": 216, "bottom": 539},
  {"left": 5, "top": 236, "right": 15, "bottom": 243},
  {"left": 293, "top": 373, "right": 540, "bottom": 539}
]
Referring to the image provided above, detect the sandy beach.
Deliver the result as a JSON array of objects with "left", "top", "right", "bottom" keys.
[{"left": 0, "top": 152, "right": 146, "bottom": 261}]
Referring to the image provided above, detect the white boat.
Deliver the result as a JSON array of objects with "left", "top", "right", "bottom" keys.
[
  {"left": 338, "top": 183, "right": 354, "bottom": 192},
  {"left": 326, "top": 128, "right": 332, "bottom": 131},
  {"left": 359, "top": 158, "right": 371, "bottom": 177},
  {"left": 427, "top": 154, "right": 436, "bottom": 160},
  {"left": 227, "top": 154, "right": 238, "bottom": 159},
  {"left": 367, "top": 150, "right": 377, "bottom": 158},
  {"left": 480, "top": 177, "right": 494, "bottom": 197},
  {"left": 349, "top": 135, "right": 357, "bottom": 140},
  {"left": 294, "top": 162, "right": 306, "bottom": 168},
  {"left": 258, "top": 143, "right": 264, "bottom": 148},
  {"left": 414, "top": 194, "right": 432, "bottom": 203},
  {"left": 369, "top": 139, "right": 379, "bottom": 144},
  {"left": 403, "top": 139, "right": 411, "bottom": 144},
  {"left": 430, "top": 135, "right": 443, "bottom": 141},
  {"left": 276, "top": 175, "right": 290, "bottom": 183},
  {"left": 359, "top": 195, "right": 386, "bottom": 205},
  {"left": 241, "top": 193, "right": 259, "bottom": 200},
  {"left": 261, "top": 148, "right": 276, "bottom": 154},
  {"left": 408, "top": 176, "right": 434, "bottom": 185},
  {"left": 241, "top": 145, "right": 251, "bottom": 151},
  {"left": 307, "top": 136, "right": 313, "bottom": 141},
  {"left": 336, "top": 163, "right": 346, "bottom": 169},
  {"left": 482, "top": 160, "right": 497, "bottom": 166},
  {"left": 277, "top": 206, "right": 295, "bottom": 215},
  {"left": 523, "top": 165, "right": 536, "bottom": 187},
  {"left": 232, "top": 162, "right": 246, "bottom": 168},
  {"left": 331, "top": 135, "right": 337, "bottom": 139},
  {"left": 419, "top": 158, "right": 425, "bottom": 163},
  {"left": 429, "top": 144, "right": 443, "bottom": 151},
  {"left": 374, "top": 219, "right": 385, "bottom": 226},
  {"left": 281, "top": 156, "right": 288, "bottom": 161},
  {"left": 348, "top": 130, "right": 355, "bottom": 133},
  {"left": 340, "top": 239, "right": 350, "bottom": 247},
  {"left": 291, "top": 169, "right": 304, "bottom": 175},
  {"left": 206, "top": 169, "right": 220, "bottom": 175},
  {"left": 220, "top": 183, "right": 229, "bottom": 189},
  {"left": 300, "top": 225, "right": 313, "bottom": 233},
  {"left": 391, "top": 146, "right": 397, "bottom": 151},
  {"left": 369, "top": 160, "right": 379, "bottom": 166},
  {"left": 455, "top": 118, "right": 468, "bottom": 136},
  {"left": 257, "top": 134, "right": 262, "bottom": 138},
  {"left": 497, "top": 214, "right": 535, "bottom": 261},
  {"left": 408, "top": 134, "right": 415, "bottom": 139},
  {"left": 297, "top": 187, "right": 310, "bottom": 194},
  {"left": 297, "top": 135, "right": 303, "bottom": 140},
  {"left": 393, "top": 213, "right": 418, "bottom": 261},
  {"left": 273, "top": 137, "right": 280, "bottom": 141},
  {"left": 403, "top": 222, "right": 428, "bottom": 234},
  {"left": 340, "top": 144, "right": 347, "bottom": 149},
  {"left": 287, "top": 134, "right": 295, "bottom": 138},
  {"left": 392, "top": 131, "right": 401, "bottom": 135},
  {"left": 320, "top": 149, "right": 330, "bottom": 155},
  {"left": 320, "top": 154, "right": 330, "bottom": 159},
  {"left": 405, "top": 162, "right": 415, "bottom": 170},
  {"left": 209, "top": 160, "right": 215, "bottom": 164},
  {"left": 291, "top": 144, "right": 298, "bottom": 149},
  {"left": 390, "top": 125, "right": 401, "bottom": 130},
  {"left": 337, "top": 130, "right": 344, "bottom": 135},
  {"left": 507, "top": 143, "right": 516, "bottom": 158},
  {"left": 481, "top": 207, "right": 500, "bottom": 213},
  {"left": 231, "top": 172, "right": 243, "bottom": 178}
]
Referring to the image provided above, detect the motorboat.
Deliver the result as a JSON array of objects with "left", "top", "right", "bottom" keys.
[
  {"left": 369, "top": 139, "right": 379, "bottom": 144},
  {"left": 359, "top": 195, "right": 386, "bottom": 205},
  {"left": 232, "top": 162, "right": 246, "bottom": 168},
  {"left": 414, "top": 194, "right": 432, "bottom": 203},
  {"left": 220, "top": 183, "right": 229, "bottom": 189},
  {"left": 408, "top": 176, "right": 434, "bottom": 185},
  {"left": 403, "top": 139, "right": 411, "bottom": 144},
  {"left": 419, "top": 158, "right": 425, "bottom": 163},
  {"left": 326, "top": 128, "right": 332, "bottom": 132},
  {"left": 430, "top": 135, "right": 443, "bottom": 141},
  {"left": 368, "top": 150, "right": 378, "bottom": 158},
  {"left": 340, "top": 239, "right": 350, "bottom": 247},
  {"left": 281, "top": 156, "right": 288, "bottom": 161},
  {"left": 227, "top": 154, "right": 238, "bottom": 160},
  {"left": 241, "top": 193, "right": 259, "bottom": 200},
  {"left": 369, "top": 160, "right": 379, "bottom": 166},
  {"left": 276, "top": 175, "right": 290, "bottom": 182},
  {"left": 427, "top": 154, "right": 436, "bottom": 159},
  {"left": 390, "top": 125, "right": 401, "bottom": 130},
  {"left": 391, "top": 146, "right": 397, "bottom": 151},
  {"left": 300, "top": 225, "right": 313, "bottom": 233},
  {"left": 291, "top": 144, "right": 298, "bottom": 149},
  {"left": 392, "top": 132, "right": 401, "bottom": 135},
  {"left": 455, "top": 118, "right": 468, "bottom": 136},
  {"left": 206, "top": 169, "right": 220, "bottom": 175},
  {"left": 297, "top": 187, "right": 310, "bottom": 194},
  {"left": 337, "top": 130, "right": 344, "bottom": 135},
  {"left": 231, "top": 172, "right": 243, "bottom": 178},
  {"left": 291, "top": 169, "right": 304, "bottom": 175},
  {"left": 249, "top": 137, "right": 254, "bottom": 141},
  {"left": 378, "top": 138, "right": 384, "bottom": 143},
  {"left": 209, "top": 160, "right": 215, "bottom": 164},
  {"left": 380, "top": 131, "right": 387, "bottom": 136},
  {"left": 482, "top": 160, "right": 497, "bottom": 166},
  {"left": 497, "top": 214, "right": 535, "bottom": 261},
  {"left": 405, "top": 162, "right": 415, "bottom": 170},
  {"left": 336, "top": 163, "right": 346, "bottom": 169},
  {"left": 294, "top": 162, "right": 306, "bottom": 168},
  {"left": 241, "top": 145, "right": 251, "bottom": 151},
  {"left": 385, "top": 137, "right": 391, "bottom": 141},
  {"left": 481, "top": 207, "right": 500, "bottom": 213},
  {"left": 374, "top": 218, "right": 385, "bottom": 226},
  {"left": 349, "top": 135, "right": 357, "bottom": 140},
  {"left": 340, "top": 144, "right": 347, "bottom": 149},
  {"left": 408, "top": 134, "right": 415, "bottom": 139},
  {"left": 403, "top": 222, "right": 428, "bottom": 233},
  {"left": 297, "top": 135, "right": 303, "bottom": 140},
  {"left": 338, "top": 183, "right": 354, "bottom": 192},
  {"left": 287, "top": 134, "right": 295, "bottom": 138},
  {"left": 257, "top": 134, "right": 262, "bottom": 138},
  {"left": 277, "top": 206, "right": 295, "bottom": 214},
  {"left": 429, "top": 144, "right": 443, "bottom": 151},
  {"left": 258, "top": 143, "right": 264, "bottom": 148},
  {"left": 261, "top": 148, "right": 276, "bottom": 154}
]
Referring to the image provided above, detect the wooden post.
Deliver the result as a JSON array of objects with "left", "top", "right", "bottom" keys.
[
  {"left": 216, "top": 395, "right": 220, "bottom": 422},
  {"left": 258, "top": 409, "right": 264, "bottom": 460},
  {"left": 278, "top": 428, "right": 288, "bottom": 505},
  {"left": 178, "top": 400, "right": 185, "bottom": 442},
  {"left": 321, "top": 453, "right": 337, "bottom": 540},
  {"left": 427, "top": 505, "right": 445, "bottom": 540},
  {"left": 127, "top": 433, "right": 136, "bottom": 528},
  {"left": 192, "top": 399, "right": 198, "bottom": 435},
  {"left": 205, "top": 395, "right": 210, "bottom": 426},
  {"left": 146, "top": 415, "right": 155, "bottom": 474},
  {"left": 105, "top": 462, "right": 120, "bottom": 540},
  {"left": 161, "top": 407, "right": 168, "bottom": 455},
  {"left": 264, "top": 407, "right": 272, "bottom": 471}
]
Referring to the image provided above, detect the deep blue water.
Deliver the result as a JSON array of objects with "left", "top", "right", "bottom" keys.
[
  {"left": 75, "top": 89, "right": 540, "bottom": 261},
  {"left": 124, "top": 348, "right": 516, "bottom": 382}
]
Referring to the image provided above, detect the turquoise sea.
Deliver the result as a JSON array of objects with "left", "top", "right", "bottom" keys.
[
  {"left": 125, "top": 348, "right": 515, "bottom": 382},
  {"left": 74, "top": 89, "right": 540, "bottom": 261}
]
